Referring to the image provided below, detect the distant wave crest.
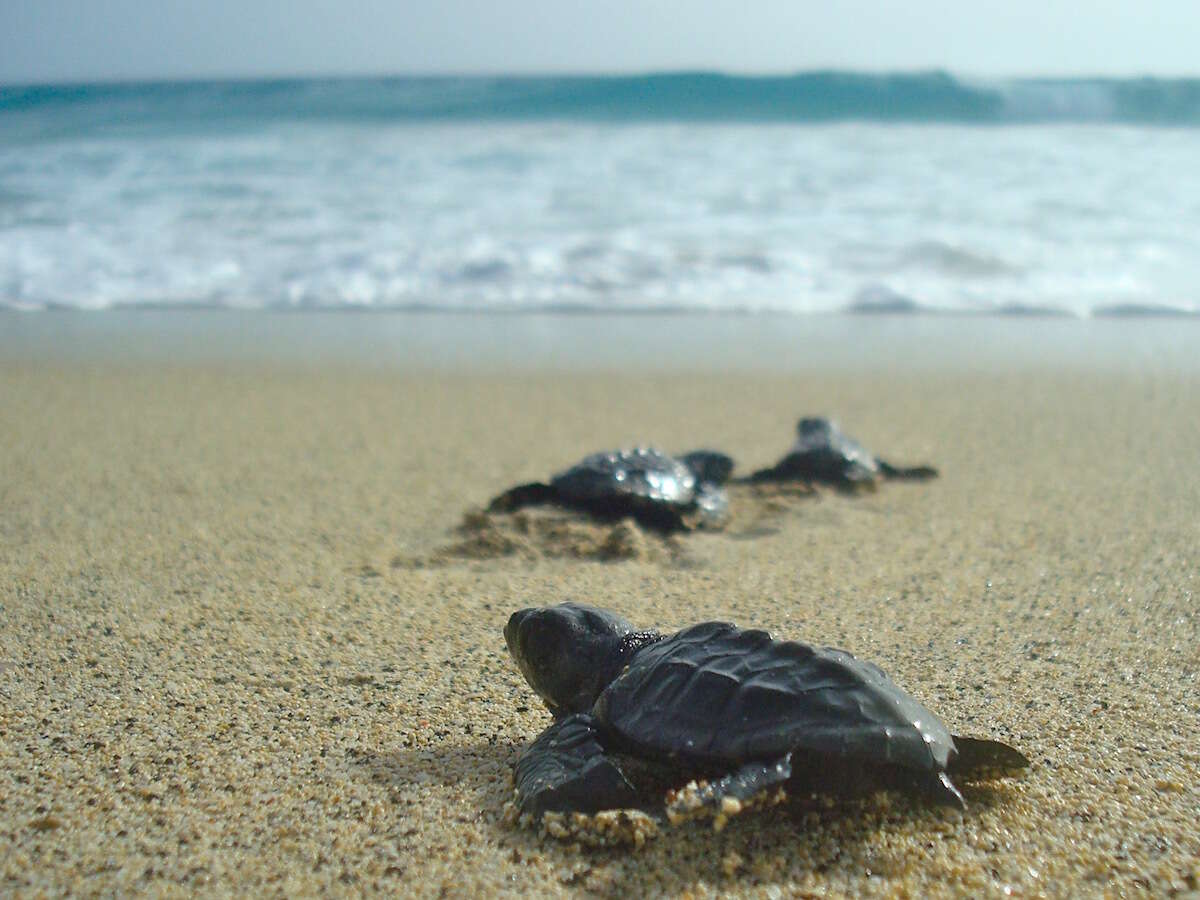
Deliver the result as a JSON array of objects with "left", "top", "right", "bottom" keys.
[{"left": 5, "top": 72, "right": 1200, "bottom": 137}]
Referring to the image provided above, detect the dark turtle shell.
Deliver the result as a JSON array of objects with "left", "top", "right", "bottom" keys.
[
  {"left": 550, "top": 447, "right": 728, "bottom": 530},
  {"left": 592, "top": 621, "right": 954, "bottom": 775},
  {"left": 507, "top": 604, "right": 1028, "bottom": 819},
  {"left": 747, "top": 417, "right": 937, "bottom": 485},
  {"left": 756, "top": 417, "right": 881, "bottom": 484},
  {"left": 789, "top": 417, "right": 881, "bottom": 482},
  {"left": 551, "top": 448, "right": 700, "bottom": 507},
  {"left": 487, "top": 447, "right": 730, "bottom": 531}
]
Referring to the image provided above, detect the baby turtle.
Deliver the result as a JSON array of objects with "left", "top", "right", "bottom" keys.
[
  {"left": 488, "top": 447, "right": 734, "bottom": 533},
  {"left": 506, "top": 603, "right": 1027, "bottom": 823},
  {"left": 745, "top": 417, "right": 938, "bottom": 488}
]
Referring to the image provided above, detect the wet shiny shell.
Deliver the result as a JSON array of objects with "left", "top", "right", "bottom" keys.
[
  {"left": 550, "top": 448, "right": 699, "bottom": 507},
  {"left": 593, "top": 621, "right": 954, "bottom": 775}
]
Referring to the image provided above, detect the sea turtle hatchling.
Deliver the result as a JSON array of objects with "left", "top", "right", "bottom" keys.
[
  {"left": 488, "top": 447, "right": 734, "bottom": 533},
  {"left": 744, "top": 417, "right": 938, "bottom": 488},
  {"left": 505, "top": 603, "right": 1027, "bottom": 827}
]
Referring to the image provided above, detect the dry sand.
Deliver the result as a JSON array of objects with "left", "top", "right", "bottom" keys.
[{"left": 1, "top": 358, "right": 1198, "bottom": 896}]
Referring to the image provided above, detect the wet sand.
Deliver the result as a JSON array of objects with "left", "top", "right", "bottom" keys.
[{"left": 1, "top": 343, "right": 1198, "bottom": 895}]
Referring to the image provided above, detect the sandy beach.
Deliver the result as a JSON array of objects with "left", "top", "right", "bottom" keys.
[{"left": 2, "top": 319, "right": 1198, "bottom": 896}]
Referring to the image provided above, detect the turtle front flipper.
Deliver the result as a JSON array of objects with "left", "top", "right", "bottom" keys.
[
  {"left": 488, "top": 482, "right": 557, "bottom": 513},
  {"left": 514, "top": 714, "right": 640, "bottom": 816},
  {"left": 666, "top": 755, "right": 792, "bottom": 830},
  {"left": 739, "top": 454, "right": 807, "bottom": 484},
  {"left": 949, "top": 735, "right": 1030, "bottom": 776},
  {"left": 877, "top": 460, "right": 939, "bottom": 480}
]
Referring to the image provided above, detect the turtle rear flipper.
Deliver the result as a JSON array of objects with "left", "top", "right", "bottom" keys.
[
  {"left": 878, "top": 460, "right": 939, "bottom": 480},
  {"left": 488, "top": 482, "right": 557, "bottom": 513},
  {"left": 926, "top": 771, "right": 966, "bottom": 808},
  {"left": 515, "top": 714, "right": 640, "bottom": 816},
  {"left": 949, "top": 735, "right": 1031, "bottom": 776},
  {"left": 687, "top": 483, "right": 730, "bottom": 531},
  {"left": 666, "top": 755, "right": 792, "bottom": 828}
]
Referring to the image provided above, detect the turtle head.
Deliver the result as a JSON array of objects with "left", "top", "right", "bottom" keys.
[
  {"left": 797, "top": 417, "right": 836, "bottom": 439},
  {"left": 505, "top": 603, "right": 637, "bottom": 717}
]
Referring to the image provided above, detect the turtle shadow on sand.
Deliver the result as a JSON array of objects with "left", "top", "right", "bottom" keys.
[{"left": 356, "top": 737, "right": 525, "bottom": 810}]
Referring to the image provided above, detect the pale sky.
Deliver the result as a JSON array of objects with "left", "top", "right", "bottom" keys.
[{"left": 2, "top": 0, "right": 1198, "bottom": 85}]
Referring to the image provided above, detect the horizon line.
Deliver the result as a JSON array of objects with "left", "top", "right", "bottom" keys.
[{"left": 6, "top": 66, "right": 1200, "bottom": 91}]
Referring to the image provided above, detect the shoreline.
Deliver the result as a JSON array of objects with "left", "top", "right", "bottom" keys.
[{"left": 3, "top": 308, "right": 1200, "bottom": 374}]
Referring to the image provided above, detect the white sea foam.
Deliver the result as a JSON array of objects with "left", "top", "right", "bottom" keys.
[{"left": 2, "top": 121, "right": 1199, "bottom": 315}]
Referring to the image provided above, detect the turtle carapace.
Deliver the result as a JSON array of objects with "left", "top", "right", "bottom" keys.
[
  {"left": 505, "top": 603, "right": 1027, "bottom": 823},
  {"left": 745, "top": 418, "right": 937, "bottom": 488},
  {"left": 489, "top": 448, "right": 733, "bottom": 532}
]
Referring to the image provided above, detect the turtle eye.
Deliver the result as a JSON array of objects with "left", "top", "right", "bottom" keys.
[
  {"left": 520, "top": 620, "right": 562, "bottom": 673},
  {"left": 526, "top": 641, "right": 552, "bottom": 672}
]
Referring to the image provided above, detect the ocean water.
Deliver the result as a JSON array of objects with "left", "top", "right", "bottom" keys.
[{"left": 3, "top": 73, "right": 1200, "bottom": 316}]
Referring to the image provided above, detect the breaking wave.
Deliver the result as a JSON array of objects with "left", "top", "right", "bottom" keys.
[{"left": 5, "top": 72, "right": 1200, "bottom": 141}]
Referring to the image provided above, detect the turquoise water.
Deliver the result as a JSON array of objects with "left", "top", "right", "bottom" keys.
[{"left": 5, "top": 73, "right": 1200, "bottom": 128}]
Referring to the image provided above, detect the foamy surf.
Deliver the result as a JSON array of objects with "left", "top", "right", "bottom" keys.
[{"left": 3, "top": 76, "right": 1200, "bottom": 316}]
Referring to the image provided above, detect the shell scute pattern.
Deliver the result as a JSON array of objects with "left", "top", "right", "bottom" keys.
[
  {"left": 506, "top": 604, "right": 1029, "bottom": 824},
  {"left": 552, "top": 448, "right": 695, "bottom": 506},
  {"left": 794, "top": 419, "right": 878, "bottom": 473},
  {"left": 599, "top": 622, "right": 953, "bottom": 772}
]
